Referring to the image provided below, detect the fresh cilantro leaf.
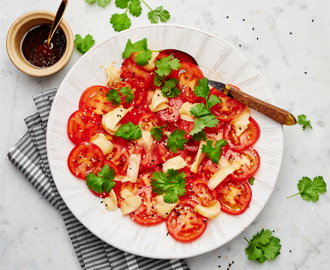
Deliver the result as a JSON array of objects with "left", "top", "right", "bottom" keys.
[
  {"left": 128, "top": 0, "right": 142, "bottom": 17},
  {"left": 106, "top": 89, "right": 121, "bottom": 106},
  {"left": 122, "top": 38, "right": 152, "bottom": 65},
  {"left": 150, "top": 125, "right": 166, "bottom": 141},
  {"left": 161, "top": 78, "right": 180, "bottom": 98},
  {"left": 115, "top": 122, "right": 142, "bottom": 140},
  {"left": 86, "top": 165, "right": 116, "bottom": 194},
  {"left": 74, "top": 34, "right": 95, "bottom": 54},
  {"left": 119, "top": 86, "right": 134, "bottom": 104},
  {"left": 297, "top": 114, "right": 312, "bottom": 130},
  {"left": 110, "top": 13, "right": 131, "bottom": 32},
  {"left": 287, "top": 176, "right": 327, "bottom": 202},
  {"left": 148, "top": 6, "right": 170, "bottom": 23},
  {"left": 155, "top": 54, "right": 181, "bottom": 77},
  {"left": 153, "top": 75, "right": 163, "bottom": 87},
  {"left": 115, "top": 0, "right": 129, "bottom": 9},
  {"left": 151, "top": 169, "right": 186, "bottom": 203},
  {"left": 189, "top": 103, "right": 211, "bottom": 118},
  {"left": 86, "top": 0, "right": 111, "bottom": 7},
  {"left": 244, "top": 229, "right": 281, "bottom": 263},
  {"left": 207, "top": 94, "right": 222, "bottom": 108},
  {"left": 193, "top": 77, "right": 210, "bottom": 101},
  {"left": 191, "top": 130, "right": 207, "bottom": 142},
  {"left": 249, "top": 177, "right": 256, "bottom": 185},
  {"left": 201, "top": 139, "right": 227, "bottom": 164},
  {"left": 190, "top": 114, "right": 219, "bottom": 136},
  {"left": 166, "top": 129, "right": 188, "bottom": 153}
]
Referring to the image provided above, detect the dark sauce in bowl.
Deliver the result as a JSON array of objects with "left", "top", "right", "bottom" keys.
[{"left": 21, "top": 24, "right": 66, "bottom": 68}]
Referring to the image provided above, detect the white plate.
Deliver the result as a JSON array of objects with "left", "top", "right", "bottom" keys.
[{"left": 47, "top": 24, "right": 284, "bottom": 259}]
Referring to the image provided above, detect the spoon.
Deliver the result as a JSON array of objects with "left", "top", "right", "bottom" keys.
[
  {"left": 46, "top": 0, "right": 68, "bottom": 47},
  {"left": 162, "top": 49, "right": 297, "bottom": 126}
]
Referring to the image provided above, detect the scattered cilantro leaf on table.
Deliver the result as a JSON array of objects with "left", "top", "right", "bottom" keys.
[
  {"left": 286, "top": 176, "right": 327, "bottom": 202},
  {"left": 86, "top": 0, "right": 111, "bottom": 7},
  {"left": 148, "top": 6, "right": 170, "bottom": 23},
  {"left": 110, "top": 13, "right": 131, "bottom": 32},
  {"left": 150, "top": 125, "right": 166, "bottom": 141},
  {"left": 115, "top": 122, "right": 142, "bottom": 140},
  {"left": 201, "top": 139, "right": 227, "bottom": 164},
  {"left": 74, "top": 34, "right": 95, "bottom": 54},
  {"left": 106, "top": 89, "right": 121, "bottom": 106},
  {"left": 86, "top": 165, "right": 116, "bottom": 193},
  {"left": 245, "top": 229, "right": 281, "bottom": 263},
  {"left": 151, "top": 169, "right": 186, "bottom": 203},
  {"left": 297, "top": 114, "right": 312, "bottom": 130},
  {"left": 166, "top": 129, "right": 188, "bottom": 153},
  {"left": 120, "top": 87, "right": 135, "bottom": 104}
]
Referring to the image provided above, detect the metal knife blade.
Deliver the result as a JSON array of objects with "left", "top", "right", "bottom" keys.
[{"left": 208, "top": 79, "right": 297, "bottom": 126}]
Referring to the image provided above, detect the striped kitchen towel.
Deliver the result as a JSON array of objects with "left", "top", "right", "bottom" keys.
[{"left": 7, "top": 89, "right": 190, "bottom": 270}]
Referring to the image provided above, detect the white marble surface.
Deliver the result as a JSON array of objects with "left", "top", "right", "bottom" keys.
[{"left": 1, "top": 0, "right": 329, "bottom": 269}]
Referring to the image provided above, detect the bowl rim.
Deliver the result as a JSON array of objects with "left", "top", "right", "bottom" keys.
[{"left": 6, "top": 10, "right": 74, "bottom": 77}]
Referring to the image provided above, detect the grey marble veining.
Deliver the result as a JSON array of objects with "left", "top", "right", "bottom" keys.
[{"left": 1, "top": 0, "right": 329, "bottom": 269}]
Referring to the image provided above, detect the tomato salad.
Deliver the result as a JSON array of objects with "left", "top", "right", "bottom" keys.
[{"left": 67, "top": 38, "right": 261, "bottom": 243}]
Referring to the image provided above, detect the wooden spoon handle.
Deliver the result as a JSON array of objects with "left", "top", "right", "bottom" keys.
[{"left": 226, "top": 85, "right": 297, "bottom": 126}]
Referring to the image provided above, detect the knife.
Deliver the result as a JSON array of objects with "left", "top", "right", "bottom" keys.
[{"left": 208, "top": 80, "right": 297, "bottom": 126}]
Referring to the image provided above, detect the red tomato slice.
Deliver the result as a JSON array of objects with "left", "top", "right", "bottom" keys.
[
  {"left": 67, "top": 110, "right": 102, "bottom": 145},
  {"left": 200, "top": 159, "right": 220, "bottom": 179},
  {"left": 130, "top": 186, "right": 164, "bottom": 225},
  {"left": 156, "top": 140, "right": 187, "bottom": 164},
  {"left": 185, "top": 179, "right": 218, "bottom": 207},
  {"left": 161, "top": 50, "right": 198, "bottom": 65},
  {"left": 121, "top": 57, "right": 154, "bottom": 89},
  {"left": 67, "top": 142, "right": 104, "bottom": 179},
  {"left": 120, "top": 108, "right": 146, "bottom": 125},
  {"left": 209, "top": 88, "right": 245, "bottom": 122},
  {"left": 104, "top": 143, "right": 129, "bottom": 175},
  {"left": 224, "top": 117, "right": 261, "bottom": 151},
  {"left": 217, "top": 180, "right": 252, "bottom": 215},
  {"left": 136, "top": 145, "right": 159, "bottom": 170},
  {"left": 224, "top": 148, "right": 260, "bottom": 181},
  {"left": 166, "top": 199, "right": 207, "bottom": 242},
  {"left": 177, "top": 62, "right": 204, "bottom": 103},
  {"left": 79, "top": 85, "right": 114, "bottom": 115},
  {"left": 157, "top": 97, "right": 183, "bottom": 123}
]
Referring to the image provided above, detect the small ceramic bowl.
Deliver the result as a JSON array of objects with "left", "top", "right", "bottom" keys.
[{"left": 6, "top": 10, "right": 74, "bottom": 77}]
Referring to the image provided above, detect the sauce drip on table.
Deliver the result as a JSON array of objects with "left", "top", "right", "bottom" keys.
[{"left": 21, "top": 24, "right": 66, "bottom": 68}]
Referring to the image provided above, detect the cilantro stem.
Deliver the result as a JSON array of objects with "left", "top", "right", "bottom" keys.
[
  {"left": 286, "top": 192, "right": 301, "bottom": 199},
  {"left": 140, "top": 0, "right": 153, "bottom": 11},
  {"left": 244, "top": 237, "right": 251, "bottom": 244}
]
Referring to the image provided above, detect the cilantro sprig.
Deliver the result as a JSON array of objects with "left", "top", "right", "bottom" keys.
[
  {"left": 286, "top": 176, "right": 327, "bottom": 202},
  {"left": 74, "top": 34, "right": 95, "bottom": 54},
  {"left": 151, "top": 169, "right": 186, "bottom": 203},
  {"left": 86, "top": 0, "right": 111, "bottom": 7},
  {"left": 106, "top": 87, "right": 134, "bottom": 106},
  {"left": 189, "top": 78, "right": 221, "bottom": 136},
  {"left": 86, "top": 165, "right": 116, "bottom": 194},
  {"left": 120, "top": 87, "right": 135, "bottom": 104},
  {"left": 245, "top": 229, "right": 281, "bottom": 263},
  {"left": 115, "top": 122, "right": 142, "bottom": 140},
  {"left": 150, "top": 124, "right": 166, "bottom": 141},
  {"left": 297, "top": 114, "right": 312, "bottom": 130},
  {"left": 110, "top": 0, "right": 170, "bottom": 32},
  {"left": 166, "top": 129, "right": 188, "bottom": 153},
  {"left": 201, "top": 139, "right": 227, "bottom": 164}
]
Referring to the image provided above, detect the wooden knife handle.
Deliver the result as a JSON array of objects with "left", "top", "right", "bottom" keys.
[{"left": 226, "top": 86, "right": 297, "bottom": 125}]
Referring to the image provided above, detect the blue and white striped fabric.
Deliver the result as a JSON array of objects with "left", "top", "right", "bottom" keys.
[{"left": 8, "top": 89, "right": 190, "bottom": 270}]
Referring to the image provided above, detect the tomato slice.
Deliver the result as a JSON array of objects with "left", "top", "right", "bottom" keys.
[
  {"left": 157, "top": 97, "right": 183, "bottom": 123},
  {"left": 130, "top": 186, "right": 164, "bottom": 225},
  {"left": 79, "top": 85, "right": 114, "bottom": 115},
  {"left": 104, "top": 143, "right": 129, "bottom": 175},
  {"left": 67, "top": 142, "right": 104, "bottom": 179},
  {"left": 200, "top": 159, "right": 220, "bottom": 179},
  {"left": 185, "top": 179, "right": 218, "bottom": 207},
  {"left": 67, "top": 110, "right": 102, "bottom": 145},
  {"left": 209, "top": 88, "right": 245, "bottom": 122},
  {"left": 217, "top": 180, "right": 252, "bottom": 215},
  {"left": 161, "top": 50, "right": 198, "bottom": 65},
  {"left": 121, "top": 57, "right": 154, "bottom": 89},
  {"left": 177, "top": 62, "right": 204, "bottom": 103},
  {"left": 225, "top": 148, "right": 260, "bottom": 181},
  {"left": 166, "top": 199, "right": 207, "bottom": 242},
  {"left": 224, "top": 117, "right": 261, "bottom": 151},
  {"left": 137, "top": 145, "right": 159, "bottom": 170}
]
